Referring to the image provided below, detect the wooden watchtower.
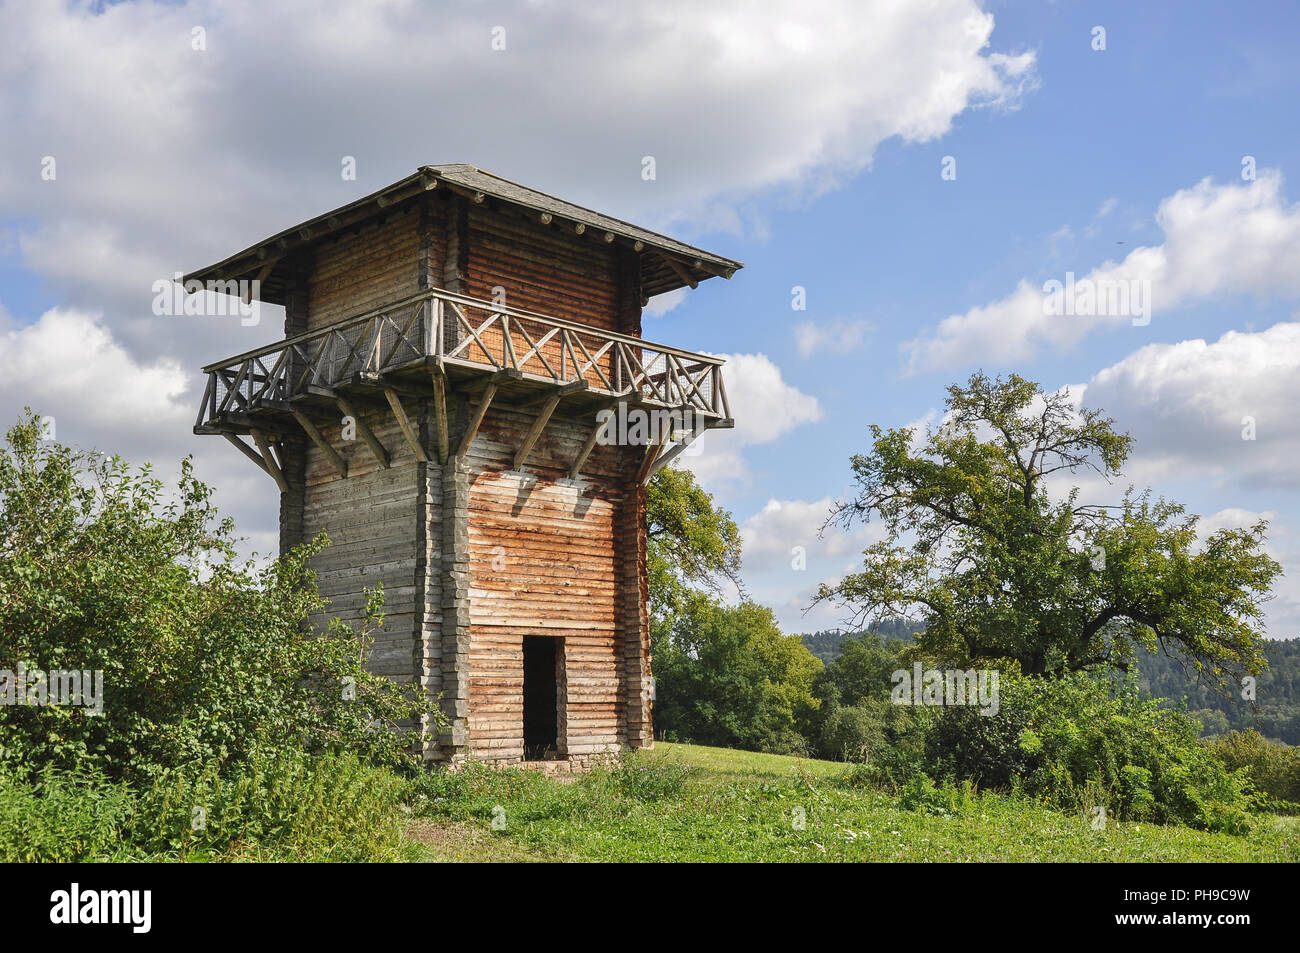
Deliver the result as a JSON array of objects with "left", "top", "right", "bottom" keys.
[{"left": 189, "top": 165, "right": 741, "bottom": 767}]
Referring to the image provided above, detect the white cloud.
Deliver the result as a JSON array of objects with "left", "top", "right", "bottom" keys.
[
  {"left": 644, "top": 288, "right": 689, "bottom": 318},
  {"left": 793, "top": 317, "right": 872, "bottom": 358},
  {"left": 1081, "top": 320, "right": 1300, "bottom": 490},
  {"left": 904, "top": 171, "right": 1300, "bottom": 372},
  {"left": 0, "top": 308, "right": 190, "bottom": 442},
  {"left": 685, "top": 352, "right": 822, "bottom": 485}
]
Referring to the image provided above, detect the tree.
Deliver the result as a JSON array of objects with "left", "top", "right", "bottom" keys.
[
  {"left": 646, "top": 466, "right": 742, "bottom": 624},
  {"left": 815, "top": 373, "right": 1281, "bottom": 684},
  {"left": 653, "top": 596, "right": 821, "bottom": 754}
]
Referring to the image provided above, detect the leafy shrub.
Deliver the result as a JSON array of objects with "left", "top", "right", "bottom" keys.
[
  {"left": 1208, "top": 729, "right": 1300, "bottom": 811},
  {"left": 131, "top": 746, "right": 410, "bottom": 860},
  {"left": 898, "top": 774, "right": 976, "bottom": 816},
  {"left": 821, "top": 705, "right": 885, "bottom": 763},
  {"left": 922, "top": 670, "right": 1255, "bottom": 833},
  {"left": 0, "top": 413, "right": 426, "bottom": 783},
  {"left": 0, "top": 764, "right": 133, "bottom": 861},
  {"left": 0, "top": 749, "right": 411, "bottom": 862}
]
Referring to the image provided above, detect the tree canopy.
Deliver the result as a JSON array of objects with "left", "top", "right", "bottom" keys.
[{"left": 816, "top": 372, "right": 1281, "bottom": 683}]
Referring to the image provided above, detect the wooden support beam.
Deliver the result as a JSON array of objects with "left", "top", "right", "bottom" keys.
[
  {"left": 636, "top": 432, "right": 665, "bottom": 485},
  {"left": 222, "top": 432, "right": 271, "bottom": 478},
  {"left": 291, "top": 409, "right": 346, "bottom": 477},
  {"left": 456, "top": 382, "right": 497, "bottom": 458},
  {"left": 243, "top": 258, "right": 278, "bottom": 303},
  {"left": 568, "top": 413, "right": 610, "bottom": 479},
  {"left": 335, "top": 395, "right": 390, "bottom": 468},
  {"left": 660, "top": 253, "right": 698, "bottom": 290},
  {"left": 251, "top": 428, "right": 291, "bottom": 493},
  {"left": 647, "top": 426, "right": 703, "bottom": 480},
  {"left": 513, "top": 391, "right": 562, "bottom": 470},
  {"left": 518, "top": 379, "right": 586, "bottom": 412},
  {"left": 430, "top": 369, "right": 449, "bottom": 464},
  {"left": 384, "top": 387, "right": 428, "bottom": 462}
]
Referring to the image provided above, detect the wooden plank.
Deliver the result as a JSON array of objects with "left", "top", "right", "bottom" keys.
[
  {"left": 512, "top": 391, "right": 562, "bottom": 469},
  {"left": 384, "top": 387, "right": 428, "bottom": 462},
  {"left": 456, "top": 382, "right": 497, "bottom": 458},
  {"left": 430, "top": 368, "right": 449, "bottom": 464},
  {"left": 291, "top": 409, "right": 347, "bottom": 477},
  {"left": 335, "top": 395, "right": 391, "bottom": 468},
  {"left": 250, "top": 428, "right": 291, "bottom": 493}
]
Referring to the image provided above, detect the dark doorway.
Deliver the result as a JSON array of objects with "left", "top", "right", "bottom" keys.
[{"left": 523, "top": 636, "right": 559, "bottom": 759}]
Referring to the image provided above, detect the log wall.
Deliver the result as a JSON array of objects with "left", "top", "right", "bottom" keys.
[{"left": 282, "top": 191, "right": 651, "bottom": 765}]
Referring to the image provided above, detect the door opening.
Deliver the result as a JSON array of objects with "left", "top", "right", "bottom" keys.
[{"left": 523, "top": 636, "right": 559, "bottom": 759}]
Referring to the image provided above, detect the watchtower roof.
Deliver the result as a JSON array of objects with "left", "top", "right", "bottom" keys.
[{"left": 185, "top": 164, "right": 743, "bottom": 301}]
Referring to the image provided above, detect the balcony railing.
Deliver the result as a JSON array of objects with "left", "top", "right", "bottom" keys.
[{"left": 195, "top": 287, "right": 730, "bottom": 431}]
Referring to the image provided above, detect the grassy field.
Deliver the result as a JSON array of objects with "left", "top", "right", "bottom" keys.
[{"left": 404, "top": 742, "right": 1300, "bottom": 863}]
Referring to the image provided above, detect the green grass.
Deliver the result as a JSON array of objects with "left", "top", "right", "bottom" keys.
[{"left": 404, "top": 743, "right": 1300, "bottom": 863}]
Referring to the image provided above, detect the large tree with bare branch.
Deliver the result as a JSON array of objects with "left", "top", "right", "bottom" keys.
[{"left": 816, "top": 372, "right": 1280, "bottom": 683}]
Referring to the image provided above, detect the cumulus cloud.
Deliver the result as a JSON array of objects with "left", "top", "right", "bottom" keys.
[
  {"left": 903, "top": 171, "right": 1300, "bottom": 372},
  {"left": 683, "top": 352, "right": 822, "bottom": 484},
  {"left": 0, "top": 307, "right": 190, "bottom": 442},
  {"left": 1080, "top": 321, "right": 1300, "bottom": 490}
]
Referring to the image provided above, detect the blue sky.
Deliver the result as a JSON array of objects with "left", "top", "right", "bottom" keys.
[{"left": 3, "top": 0, "right": 1299, "bottom": 636}]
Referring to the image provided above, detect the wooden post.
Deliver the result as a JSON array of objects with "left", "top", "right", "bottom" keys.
[{"left": 430, "top": 368, "right": 449, "bottom": 464}]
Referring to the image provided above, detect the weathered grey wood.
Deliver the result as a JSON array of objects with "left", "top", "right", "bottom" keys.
[
  {"left": 223, "top": 431, "right": 272, "bottom": 478},
  {"left": 456, "top": 382, "right": 497, "bottom": 458},
  {"left": 513, "top": 391, "right": 562, "bottom": 469},
  {"left": 251, "top": 428, "right": 291, "bottom": 492},
  {"left": 384, "top": 387, "right": 428, "bottom": 462},
  {"left": 291, "top": 409, "right": 346, "bottom": 477},
  {"left": 335, "top": 395, "right": 391, "bottom": 468},
  {"left": 430, "top": 369, "right": 449, "bottom": 464}
]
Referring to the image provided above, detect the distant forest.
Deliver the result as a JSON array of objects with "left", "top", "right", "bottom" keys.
[{"left": 799, "top": 625, "right": 1300, "bottom": 745}]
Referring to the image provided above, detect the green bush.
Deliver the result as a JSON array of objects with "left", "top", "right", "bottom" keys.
[
  {"left": 898, "top": 774, "right": 976, "bottom": 816},
  {"left": 821, "top": 705, "right": 884, "bottom": 763},
  {"left": 919, "top": 670, "right": 1255, "bottom": 833},
  {"left": 1208, "top": 729, "right": 1300, "bottom": 810},
  {"left": 0, "top": 750, "right": 411, "bottom": 862},
  {"left": 131, "top": 747, "right": 410, "bottom": 860},
  {"left": 0, "top": 412, "right": 425, "bottom": 783},
  {"left": 0, "top": 764, "right": 133, "bottom": 861}
]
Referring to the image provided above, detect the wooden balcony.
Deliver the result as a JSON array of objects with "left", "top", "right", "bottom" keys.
[{"left": 194, "top": 287, "right": 732, "bottom": 484}]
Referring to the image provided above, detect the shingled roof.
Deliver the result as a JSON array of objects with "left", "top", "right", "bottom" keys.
[{"left": 185, "top": 164, "right": 743, "bottom": 302}]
